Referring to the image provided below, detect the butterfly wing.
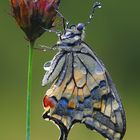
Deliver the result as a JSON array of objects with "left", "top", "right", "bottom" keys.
[{"left": 42, "top": 42, "right": 126, "bottom": 140}]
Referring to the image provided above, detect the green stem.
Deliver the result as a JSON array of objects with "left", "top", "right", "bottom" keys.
[{"left": 26, "top": 42, "right": 34, "bottom": 140}]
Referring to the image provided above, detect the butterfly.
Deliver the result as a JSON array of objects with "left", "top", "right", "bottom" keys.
[{"left": 42, "top": 2, "right": 126, "bottom": 140}]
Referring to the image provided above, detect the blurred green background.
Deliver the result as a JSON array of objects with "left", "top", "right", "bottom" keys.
[{"left": 0, "top": 0, "right": 140, "bottom": 140}]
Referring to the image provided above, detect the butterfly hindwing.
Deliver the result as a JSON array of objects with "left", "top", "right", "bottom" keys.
[{"left": 43, "top": 43, "right": 126, "bottom": 140}]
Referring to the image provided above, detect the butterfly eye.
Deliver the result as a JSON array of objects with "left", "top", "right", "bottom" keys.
[{"left": 77, "top": 23, "right": 84, "bottom": 31}]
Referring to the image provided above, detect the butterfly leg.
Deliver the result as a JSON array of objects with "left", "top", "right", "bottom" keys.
[{"left": 33, "top": 44, "right": 58, "bottom": 52}]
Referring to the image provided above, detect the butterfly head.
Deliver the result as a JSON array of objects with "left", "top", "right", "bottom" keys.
[{"left": 57, "top": 23, "right": 85, "bottom": 47}]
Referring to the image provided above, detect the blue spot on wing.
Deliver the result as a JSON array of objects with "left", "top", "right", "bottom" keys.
[
  {"left": 91, "top": 86, "right": 101, "bottom": 100},
  {"left": 58, "top": 98, "right": 68, "bottom": 108},
  {"left": 77, "top": 102, "right": 84, "bottom": 111},
  {"left": 84, "top": 97, "right": 92, "bottom": 108},
  {"left": 67, "top": 108, "right": 74, "bottom": 115},
  {"left": 55, "top": 98, "right": 68, "bottom": 116},
  {"left": 99, "top": 80, "right": 106, "bottom": 88},
  {"left": 91, "top": 86, "right": 99, "bottom": 96}
]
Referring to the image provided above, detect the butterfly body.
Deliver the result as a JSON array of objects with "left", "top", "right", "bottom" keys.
[{"left": 42, "top": 23, "right": 126, "bottom": 140}]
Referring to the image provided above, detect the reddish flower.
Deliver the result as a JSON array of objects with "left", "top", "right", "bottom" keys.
[{"left": 10, "top": 0, "right": 60, "bottom": 42}]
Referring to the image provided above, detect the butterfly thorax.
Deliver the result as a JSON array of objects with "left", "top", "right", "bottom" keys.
[{"left": 56, "top": 23, "right": 85, "bottom": 51}]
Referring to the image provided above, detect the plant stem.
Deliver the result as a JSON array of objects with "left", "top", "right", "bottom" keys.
[{"left": 26, "top": 42, "right": 34, "bottom": 140}]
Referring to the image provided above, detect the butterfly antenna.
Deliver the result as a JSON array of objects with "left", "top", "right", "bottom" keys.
[
  {"left": 85, "top": 1, "right": 102, "bottom": 26},
  {"left": 55, "top": 9, "right": 69, "bottom": 30}
]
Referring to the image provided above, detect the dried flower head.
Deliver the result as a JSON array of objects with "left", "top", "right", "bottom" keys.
[{"left": 10, "top": 0, "right": 60, "bottom": 42}]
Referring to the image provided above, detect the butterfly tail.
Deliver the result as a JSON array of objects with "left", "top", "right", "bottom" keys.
[
  {"left": 43, "top": 111, "right": 69, "bottom": 140},
  {"left": 59, "top": 128, "right": 68, "bottom": 140}
]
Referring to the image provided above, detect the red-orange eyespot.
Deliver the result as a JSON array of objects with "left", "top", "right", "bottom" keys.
[{"left": 43, "top": 96, "right": 56, "bottom": 108}]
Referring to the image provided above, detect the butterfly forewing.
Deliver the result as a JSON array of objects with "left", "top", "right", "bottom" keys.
[
  {"left": 42, "top": 51, "right": 66, "bottom": 86},
  {"left": 42, "top": 42, "right": 126, "bottom": 140}
]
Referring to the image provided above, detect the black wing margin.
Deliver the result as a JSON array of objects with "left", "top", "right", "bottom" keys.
[{"left": 78, "top": 42, "right": 126, "bottom": 140}]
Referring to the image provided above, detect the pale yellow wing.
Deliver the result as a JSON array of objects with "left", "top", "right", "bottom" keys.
[{"left": 42, "top": 44, "right": 126, "bottom": 140}]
